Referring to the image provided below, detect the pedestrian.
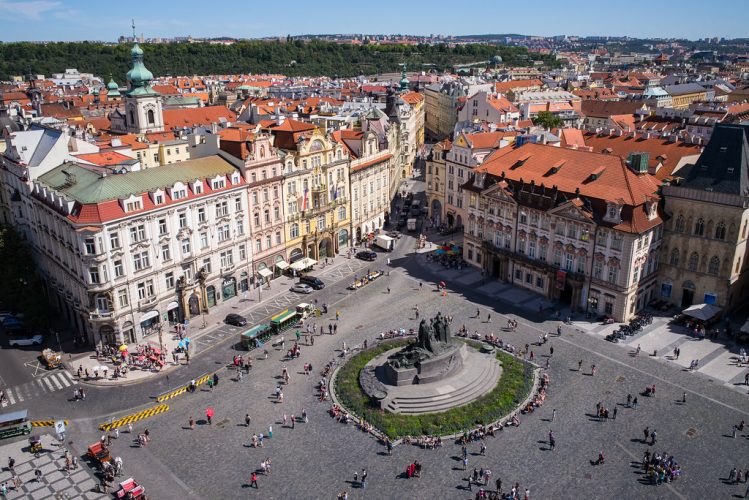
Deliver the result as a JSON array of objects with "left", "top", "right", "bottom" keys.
[
  {"left": 361, "top": 469, "right": 367, "bottom": 489},
  {"left": 34, "top": 468, "right": 42, "bottom": 482},
  {"left": 245, "top": 414, "right": 251, "bottom": 427},
  {"left": 549, "top": 346, "right": 554, "bottom": 357},
  {"left": 419, "top": 282, "right": 423, "bottom": 290},
  {"left": 291, "top": 415, "right": 295, "bottom": 429},
  {"left": 591, "top": 364, "right": 597, "bottom": 376},
  {"left": 613, "top": 407, "right": 617, "bottom": 420},
  {"left": 283, "top": 414, "right": 288, "bottom": 426},
  {"left": 552, "top": 408, "right": 556, "bottom": 422},
  {"left": 487, "top": 313, "right": 492, "bottom": 323},
  {"left": 626, "top": 394, "right": 632, "bottom": 407},
  {"left": 632, "top": 397, "right": 638, "bottom": 409},
  {"left": 250, "top": 471, "right": 258, "bottom": 489},
  {"left": 336, "top": 311, "right": 340, "bottom": 321},
  {"left": 268, "top": 424, "right": 273, "bottom": 439},
  {"left": 127, "top": 423, "right": 133, "bottom": 434},
  {"left": 463, "top": 456, "right": 468, "bottom": 470},
  {"left": 733, "top": 424, "right": 738, "bottom": 439},
  {"left": 643, "top": 426, "right": 649, "bottom": 443},
  {"left": 302, "top": 408, "right": 308, "bottom": 424},
  {"left": 480, "top": 442, "right": 486, "bottom": 455},
  {"left": 650, "top": 429, "right": 657, "bottom": 445},
  {"left": 578, "top": 359, "right": 583, "bottom": 371},
  {"left": 387, "top": 287, "right": 391, "bottom": 294},
  {"left": 189, "top": 416, "right": 194, "bottom": 430},
  {"left": 682, "top": 392, "right": 687, "bottom": 403},
  {"left": 7, "top": 457, "right": 15, "bottom": 472}
]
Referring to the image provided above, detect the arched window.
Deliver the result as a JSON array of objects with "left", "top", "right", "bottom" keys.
[
  {"left": 669, "top": 248, "right": 680, "bottom": 266},
  {"left": 147, "top": 109, "right": 155, "bottom": 125},
  {"left": 129, "top": 109, "right": 135, "bottom": 124},
  {"left": 290, "top": 223, "right": 299, "bottom": 238},
  {"left": 674, "top": 215, "right": 685, "bottom": 232},
  {"left": 694, "top": 218, "right": 704, "bottom": 236},
  {"left": 708, "top": 256, "right": 720, "bottom": 275},
  {"left": 688, "top": 252, "right": 699, "bottom": 272},
  {"left": 715, "top": 221, "right": 726, "bottom": 240}
]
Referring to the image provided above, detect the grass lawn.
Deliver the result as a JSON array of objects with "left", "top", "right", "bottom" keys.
[{"left": 333, "top": 340, "right": 534, "bottom": 439}]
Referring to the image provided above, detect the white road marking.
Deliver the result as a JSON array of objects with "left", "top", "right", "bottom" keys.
[
  {"left": 42, "top": 377, "right": 55, "bottom": 391},
  {"left": 57, "top": 372, "right": 72, "bottom": 387},
  {"left": 48, "top": 374, "right": 64, "bottom": 390},
  {"left": 6, "top": 389, "right": 15, "bottom": 405},
  {"left": 14, "top": 387, "right": 23, "bottom": 402}
]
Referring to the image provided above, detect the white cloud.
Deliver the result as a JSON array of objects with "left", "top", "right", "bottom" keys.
[{"left": 0, "top": 0, "right": 61, "bottom": 20}]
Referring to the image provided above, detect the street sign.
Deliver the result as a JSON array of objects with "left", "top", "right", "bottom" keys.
[{"left": 54, "top": 420, "right": 66, "bottom": 434}]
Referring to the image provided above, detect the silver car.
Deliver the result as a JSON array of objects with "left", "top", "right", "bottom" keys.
[
  {"left": 290, "top": 283, "right": 314, "bottom": 294},
  {"left": 8, "top": 334, "right": 43, "bottom": 347}
]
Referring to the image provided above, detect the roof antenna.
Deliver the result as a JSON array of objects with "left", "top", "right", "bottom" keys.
[{"left": 131, "top": 19, "right": 136, "bottom": 39}]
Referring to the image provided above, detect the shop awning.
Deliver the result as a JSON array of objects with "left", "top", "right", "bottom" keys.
[
  {"left": 139, "top": 310, "right": 159, "bottom": 323},
  {"left": 275, "top": 260, "right": 289, "bottom": 270},
  {"left": 682, "top": 303, "right": 722, "bottom": 322},
  {"left": 258, "top": 268, "right": 273, "bottom": 278},
  {"left": 290, "top": 257, "right": 317, "bottom": 271},
  {"left": 166, "top": 301, "right": 179, "bottom": 310}
]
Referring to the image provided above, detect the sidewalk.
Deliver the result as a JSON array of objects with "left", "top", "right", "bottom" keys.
[{"left": 69, "top": 253, "right": 358, "bottom": 386}]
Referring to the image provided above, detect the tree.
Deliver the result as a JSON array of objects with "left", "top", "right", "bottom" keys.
[{"left": 532, "top": 111, "right": 563, "bottom": 130}]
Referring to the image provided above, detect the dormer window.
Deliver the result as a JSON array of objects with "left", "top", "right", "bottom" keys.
[
  {"left": 151, "top": 189, "right": 165, "bottom": 205},
  {"left": 231, "top": 172, "right": 240, "bottom": 184},
  {"left": 121, "top": 194, "right": 143, "bottom": 213},
  {"left": 211, "top": 176, "right": 226, "bottom": 190},
  {"left": 170, "top": 182, "right": 188, "bottom": 200},
  {"left": 604, "top": 202, "right": 622, "bottom": 224}
]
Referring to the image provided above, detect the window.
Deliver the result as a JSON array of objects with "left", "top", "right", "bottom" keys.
[
  {"left": 235, "top": 197, "right": 242, "bottom": 211},
  {"left": 555, "top": 222, "right": 564, "bottom": 236},
  {"left": 194, "top": 183, "right": 203, "bottom": 195},
  {"left": 264, "top": 209, "right": 270, "bottom": 223},
  {"left": 154, "top": 194, "right": 164, "bottom": 204},
  {"left": 255, "top": 239, "right": 262, "bottom": 252},
  {"left": 670, "top": 248, "right": 680, "bottom": 266},
  {"left": 158, "top": 219, "right": 167, "bottom": 235},
  {"left": 197, "top": 208, "right": 206, "bottom": 223},
  {"left": 215, "top": 201, "right": 229, "bottom": 218},
  {"left": 212, "top": 178, "right": 225, "bottom": 190},
  {"left": 528, "top": 240, "right": 536, "bottom": 259},
  {"left": 89, "top": 266, "right": 100, "bottom": 284},
  {"left": 565, "top": 253, "right": 574, "bottom": 271},
  {"left": 536, "top": 276, "right": 544, "bottom": 288},
  {"left": 125, "top": 200, "right": 142, "bottom": 212},
  {"left": 577, "top": 257, "right": 586, "bottom": 274},
  {"left": 708, "top": 256, "right": 720, "bottom": 275},
  {"left": 202, "top": 257, "right": 212, "bottom": 274},
  {"left": 181, "top": 239, "right": 191, "bottom": 255},
  {"left": 265, "top": 235, "right": 271, "bottom": 249},
  {"left": 553, "top": 250, "right": 562, "bottom": 267},
  {"left": 253, "top": 212, "right": 260, "bottom": 226},
  {"left": 130, "top": 225, "right": 146, "bottom": 242},
  {"left": 114, "top": 260, "right": 124, "bottom": 278},
  {"left": 674, "top": 215, "right": 685, "bottom": 232},
  {"left": 317, "top": 216, "right": 326, "bottom": 230},
  {"left": 109, "top": 233, "right": 120, "bottom": 249},
  {"left": 217, "top": 224, "right": 230, "bottom": 242},
  {"left": 274, "top": 206, "right": 280, "bottom": 221},
  {"left": 567, "top": 224, "right": 577, "bottom": 239},
  {"left": 291, "top": 223, "right": 299, "bottom": 238},
  {"left": 117, "top": 289, "right": 129, "bottom": 308},
  {"left": 607, "top": 266, "right": 618, "bottom": 284},
  {"left": 275, "top": 231, "right": 281, "bottom": 245},
  {"left": 178, "top": 212, "right": 187, "bottom": 229},
  {"left": 519, "top": 212, "right": 527, "bottom": 224},
  {"left": 161, "top": 244, "right": 171, "bottom": 261},
  {"left": 85, "top": 238, "right": 96, "bottom": 254},
  {"left": 263, "top": 188, "right": 269, "bottom": 202},
  {"left": 525, "top": 272, "right": 532, "bottom": 285},
  {"left": 604, "top": 301, "right": 613, "bottom": 315},
  {"left": 633, "top": 266, "right": 639, "bottom": 283},
  {"left": 539, "top": 243, "right": 548, "bottom": 261},
  {"left": 611, "top": 233, "right": 623, "bottom": 251},
  {"left": 200, "top": 232, "right": 209, "bottom": 249},
  {"left": 694, "top": 218, "right": 705, "bottom": 236},
  {"left": 338, "top": 206, "right": 346, "bottom": 220},
  {"left": 165, "top": 272, "right": 175, "bottom": 290},
  {"left": 239, "top": 244, "right": 246, "bottom": 261},
  {"left": 236, "top": 220, "right": 245, "bottom": 236},
  {"left": 593, "top": 260, "right": 602, "bottom": 279},
  {"left": 220, "top": 250, "right": 234, "bottom": 268},
  {"left": 171, "top": 189, "right": 187, "bottom": 200},
  {"left": 132, "top": 251, "right": 150, "bottom": 271},
  {"left": 715, "top": 222, "right": 726, "bottom": 240},
  {"left": 252, "top": 191, "right": 259, "bottom": 205},
  {"left": 688, "top": 252, "right": 699, "bottom": 272}
]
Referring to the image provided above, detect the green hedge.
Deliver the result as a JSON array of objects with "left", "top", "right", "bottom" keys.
[{"left": 334, "top": 340, "right": 534, "bottom": 439}]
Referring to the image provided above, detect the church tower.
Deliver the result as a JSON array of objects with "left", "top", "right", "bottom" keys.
[{"left": 123, "top": 42, "right": 163, "bottom": 134}]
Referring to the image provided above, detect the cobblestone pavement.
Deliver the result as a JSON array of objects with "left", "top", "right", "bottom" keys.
[
  {"left": 0, "top": 433, "right": 105, "bottom": 499},
  {"left": 102, "top": 233, "right": 749, "bottom": 499}
]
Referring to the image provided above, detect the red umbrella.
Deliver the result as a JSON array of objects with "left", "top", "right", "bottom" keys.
[{"left": 205, "top": 407, "right": 214, "bottom": 418}]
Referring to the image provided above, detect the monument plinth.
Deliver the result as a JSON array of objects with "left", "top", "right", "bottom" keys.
[{"left": 383, "top": 312, "right": 462, "bottom": 386}]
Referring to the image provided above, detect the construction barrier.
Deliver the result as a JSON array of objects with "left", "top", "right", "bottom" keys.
[
  {"left": 155, "top": 373, "right": 211, "bottom": 403},
  {"left": 98, "top": 404, "right": 169, "bottom": 431},
  {"left": 31, "top": 419, "right": 68, "bottom": 428}
]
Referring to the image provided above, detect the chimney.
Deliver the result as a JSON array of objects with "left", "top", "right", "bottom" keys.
[{"left": 276, "top": 114, "right": 285, "bottom": 126}]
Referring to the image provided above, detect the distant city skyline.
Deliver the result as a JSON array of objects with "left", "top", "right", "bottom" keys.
[{"left": 0, "top": 0, "right": 746, "bottom": 42}]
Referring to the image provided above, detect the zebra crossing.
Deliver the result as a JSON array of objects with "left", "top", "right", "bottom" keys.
[{"left": 1, "top": 370, "right": 76, "bottom": 408}]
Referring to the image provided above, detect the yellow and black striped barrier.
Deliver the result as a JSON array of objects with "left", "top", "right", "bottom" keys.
[
  {"left": 155, "top": 373, "right": 211, "bottom": 402},
  {"left": 98, "top": 404, "right": 169, "bottom": 431},
  {"left": 31, "top": 419, "right": 68, "bottom": 427}
]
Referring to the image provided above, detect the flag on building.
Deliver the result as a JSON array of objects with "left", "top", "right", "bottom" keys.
[{"left": 302, "top": 187, "right": 309, "bottom": 211}]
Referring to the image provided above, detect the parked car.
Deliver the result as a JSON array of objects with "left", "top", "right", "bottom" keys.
[
  {"left": 8, "top": 334, "right": 43, "bottom": 347},
  {"left": 224, "top": 313, "right": 248, "bottom": 327},
  {"left": 0, "top": 313, "right": 23, "bottom": 326},
  {"left": 290, "top": 283, "right": 314, "bottom": 294},
  {"left": 298, "top": 275, "right": 325, "bottom": 290},
  {"left": 356, "top": 250, "right": 377, "bottom": 261}
]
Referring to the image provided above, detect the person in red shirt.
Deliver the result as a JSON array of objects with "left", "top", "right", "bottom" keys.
[{"left": 250, "top": 472, "right": 258, "bottom": 488}]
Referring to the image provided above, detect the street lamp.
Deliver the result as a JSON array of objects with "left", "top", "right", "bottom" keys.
[{"left": 157, "top": 322, "right": 164, "bottom": 353}]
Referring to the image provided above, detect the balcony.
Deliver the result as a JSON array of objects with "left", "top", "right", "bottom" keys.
[
  {"left": 311, "top": 183, "right": 326, "bottom": 193},
  {"left": 138, "top": 296, "right": 157, "bottom": 309},
  {"left": 89, "top": 310, "right": 114, "bottom": 321}
]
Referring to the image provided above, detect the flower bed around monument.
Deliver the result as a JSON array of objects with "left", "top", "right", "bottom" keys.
[{"left": 333, "top": 339, "right": 534, "bottom": 439}]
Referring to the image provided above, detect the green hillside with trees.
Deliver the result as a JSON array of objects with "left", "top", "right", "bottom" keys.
[{"left": 0, "top": 40, "right": 557, "bottom": 80}]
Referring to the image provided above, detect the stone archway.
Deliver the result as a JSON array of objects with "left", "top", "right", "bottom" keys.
[
  {"left": 456, "top": 214, "right": 463, "bottom": 228},
  {"left": 318, "top": 237, "right": 333, "bottom": 259},
  {"left": 338, "top": 229, "right": 349, "bottom": 249},
  {"left": 289, "top": 248, "right": 303, "bottom": 263},
  {"left": 431, "top": 199, "right": 442, "bottom": 224}
]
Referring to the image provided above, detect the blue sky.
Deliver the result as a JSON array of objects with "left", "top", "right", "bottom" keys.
[{"left": 1, "top": 0, "right": 746, "bottom": 42}]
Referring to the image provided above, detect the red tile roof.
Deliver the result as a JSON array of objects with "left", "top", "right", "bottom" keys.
[
  {"left": 162, "top": 106, "right": 236, "bottom": 129},
  {"left": 74, "top": 151, "right": 134, "bottom": 166}
]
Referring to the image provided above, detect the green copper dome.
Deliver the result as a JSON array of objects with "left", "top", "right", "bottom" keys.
[{"left": 125, "top": 43, "right": 157, "bottom": 96}]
